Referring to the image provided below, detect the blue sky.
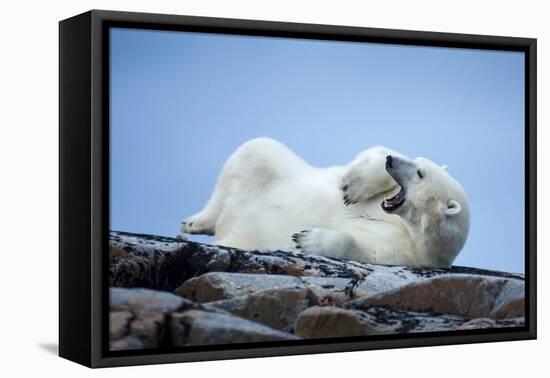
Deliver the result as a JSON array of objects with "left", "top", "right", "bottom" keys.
[{"left": 109, "top": 28, "right": 525, "bottom": 273}]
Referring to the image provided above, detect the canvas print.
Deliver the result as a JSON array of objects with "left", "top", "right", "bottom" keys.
[{"left": 108, "top": 27, "right": 526, "bottom": 352}]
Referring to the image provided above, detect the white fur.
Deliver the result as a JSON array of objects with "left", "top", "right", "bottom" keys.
[{"left": 182, "top": 138, "right": 470, "bottom": 268}]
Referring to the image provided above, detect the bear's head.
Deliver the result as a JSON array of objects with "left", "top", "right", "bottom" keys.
[{"left": 382, "top": 155, "right": 470, "bottom": 268}]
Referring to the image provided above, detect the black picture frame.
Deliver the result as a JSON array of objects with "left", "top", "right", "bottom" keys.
[{"left": 59, "top": 9, "right": 537, "bottom": 368}]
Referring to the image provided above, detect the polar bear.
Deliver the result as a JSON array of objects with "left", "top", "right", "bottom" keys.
[{"left": 181, "top": 138, "right": 470, "bottom": 268}]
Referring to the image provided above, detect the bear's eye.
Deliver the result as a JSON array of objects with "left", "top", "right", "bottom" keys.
[{"left": 417, "top": 169, "right": 424, "bottom": 179}]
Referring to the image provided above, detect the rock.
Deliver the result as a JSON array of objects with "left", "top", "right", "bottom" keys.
[
  {"left": 110, "top": 231, "right": 376, "bottom": 291},
  {"left": 353, "top": 266, "right": 427, "bottom": 294},
  {"left": 109, "top": 232, "right": 195, "bottom": 291},
  {"left": 455, "top": 317, "right": 525, "bottom": 330},
  {"left": 492, "top": 298, "right": 525, "bottom": 319},
  {"left": 171, "top": 309, "right": 298, "bottom": 346},
  {"left": 110, "top": 231, "right": 523, "bottom": 292},
  {"left": 295, "top": 306, "right": 385, "bottom": 338},
  {"left": 295, "top": 306, "right": 467, "bottom": 338},
  {"left": 345, "top": 274, "right": 524, "bottom": 319},
  {"left": 108, "top": 232, "right": 527, "bottom": 347},
  {"left": 110, "top": 335, "right": 145, "bottom": 351},
  {"left": 173, "top": 272, "right": 320, "bottom": 332},
  {"left": 489, "top": 279, "right": 525, "bottom": 319},
  {"left": 109, "top": 288, "right": 197, "bottom": 350},
  {"left": 300, "top": 270, "right": 426, "bottom": 305},
  {"left": 110, "top": 311, "right": 133, "bottom": 340},
  {"left": 111, "top": 287, "right": 188, "bottom": 313},
  {"left": 175, "top": 272, "right": 316, "bottom": 332},
  {"left": 300, "top": 277, "right": 354, "bottom": 305},
  {"left": 127, "top": 312, "right": 166, "bottom": 349},
  {"left": 455, "top": 318, "right": 499, "bottom": 330},
  {"left": 294, "top": 306, "right": 525, "bottom": 339},
  {"left": 204, "top": 296, "right": 249, "bottom": 314},
  {"left": 175, "top": 272, "right": 305, "bottom": 302},
  {"left": 237, "top": 288, "right": 313, "bottom": 332},
  {"left": 109, "top": 287, "right": 298, "bottom": 349}
]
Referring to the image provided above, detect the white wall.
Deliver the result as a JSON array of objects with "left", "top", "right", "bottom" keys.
[{"left": 0, "top": 0, "right": 546, "bottom": 376}]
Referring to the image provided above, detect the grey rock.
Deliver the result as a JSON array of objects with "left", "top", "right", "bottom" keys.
[
  {"left": 175, "top": 272, "right": 305, "bottom": 303},
  {"left": 109, "top": 287, "right": 297, "bottom": 350},
  {"left": 346, "top": 274, "right": 484, "bottom": 316},
  {"left": 243, "top": 288, "right": 314, "bottom": 331},
  {"left": 354, "top": 266, "right": 427, "bottom": 294},
  {"left": 109, "top": 287, "right": 198, "bottom": 350},
  {"left": 110, "top": 231, "right": 374, "bottom": 291},
  {"left": 294, "top": 306, "right": 466, "bottom": 338},
  {"left": 295, "top": 306, "right": 386, "bottom": 338},
  {"left": 111, "top": 287, "right": 189, "bottom": 313},
  {"left": 110, "top": 231, "right": 523, "bottom": 293},
  {"left": 175, "top": 272, "right": 316, "bottom": 331},
  {"left": 108, "top": 232, "right": 527, "bottom": 348},
  {"left": 300, "top": 270, "right": 424, "bottom": 305},
  {"left": 300, "top": 277, "right": 354, "bottom": 305},
  {"left": 345, "top": 274, "right": 524, "bottom": 319},
  {"left": 294, "top": 306, "right": 525, "bottom": 339},
  {"left": 207, "top": 287, "right": 316, "bottom": 332},
  {"left": 127, "top": 311, "right": 166, "bottom": 349},
  {"left": 489, "top": 279, "right": 525, "bottom": 319},
  {"left": 110, "top": 311, "right": 133, "bottom": 340},
  {"left": 204, "top": 296, "right": 249, "bottom": 314},
  {"left": 300, "top": 267, "right": 525, "bottom": 320},
  {"left": 110, "top": 335, "right": 145, "bottom": 351},
  {"left": 455, "top": 317, "right": 525, "bottom": 330},
  {"left": 171, "top": 309, "right": 298, "bottom": 346}
]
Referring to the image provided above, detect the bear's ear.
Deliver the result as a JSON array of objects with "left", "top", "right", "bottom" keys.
[
  {"left": 445, "top": 199, "right": 462, "bottom": 216},
  {"left": 441, "top": 165, "right": 448, "bottom": 171}
]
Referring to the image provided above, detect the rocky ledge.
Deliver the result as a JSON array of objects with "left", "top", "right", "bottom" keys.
[{"left": 109, "top": 231, "right": 525, "bottom": 350}]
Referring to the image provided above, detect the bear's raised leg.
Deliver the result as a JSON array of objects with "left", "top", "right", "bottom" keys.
[
  {"left": 180, "top": 194, "right": 221, "bottom": 235},
  {"left": 181, "top": 149, "right": 244, "bottom": 236},
  {"left": 292, "top": 229, "right": 369, "bottom": 262},
  {"left": 182, "top": 138, "right": 302, "bottom": 236},
  {"left": 341, "top": 146, "right": 405, "bottom": 205},
  {"left": 181, "top": 152, "right": 244, "bottom": 236}
]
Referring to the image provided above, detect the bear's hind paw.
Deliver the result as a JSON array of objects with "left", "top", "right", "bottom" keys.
[{"left": 181, "top": 214, "right": 215, "bottom": 235}]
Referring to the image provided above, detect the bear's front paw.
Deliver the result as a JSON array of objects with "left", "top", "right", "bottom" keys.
[
  {"left": 292, "top": 229, "right": 327, "bottom": 254},
  {"left": 340, "top": 180, "right": 358, "bottom": 206}
]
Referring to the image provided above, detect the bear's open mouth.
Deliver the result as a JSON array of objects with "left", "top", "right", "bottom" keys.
[{"left": 381, "top": 187, "right": 405, "bottom": 211}]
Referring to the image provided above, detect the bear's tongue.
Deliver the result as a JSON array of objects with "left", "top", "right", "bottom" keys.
[{"left": 382, "top": 189, "right": 405, "bottom": 211}]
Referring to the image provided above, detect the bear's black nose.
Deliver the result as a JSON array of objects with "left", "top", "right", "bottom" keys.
[{"left": 386, "top": 155, "right": 393, "bottom": 169}]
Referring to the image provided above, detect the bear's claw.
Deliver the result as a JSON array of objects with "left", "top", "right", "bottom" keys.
[
  {"left": 292, "top": 230, "right": 312, "bottom": 250},
  {"left": 341, "top": 182, "right": 358, "bottom": 206}
]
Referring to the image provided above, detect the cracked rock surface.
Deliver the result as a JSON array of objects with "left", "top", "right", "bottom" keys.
[{"left": 109, "top": 231, "right": 525, "bottom": 350}]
